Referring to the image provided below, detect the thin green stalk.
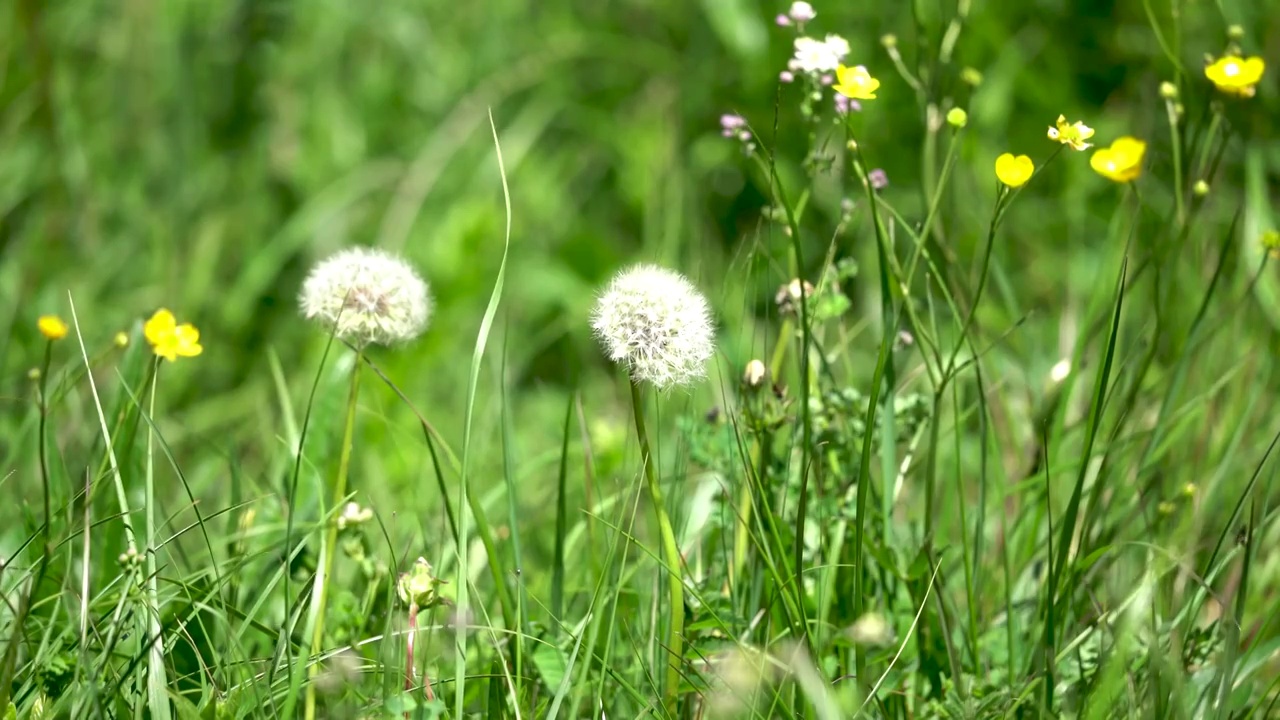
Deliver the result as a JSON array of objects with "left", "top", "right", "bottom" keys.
[
  {"left": 1166, "top": 96, "right": 1186, "bottom": 227},
  {"left": 629, "top": 379, "right": 684, "bottom": 713},
  {"left": 1193, "top": 110, "right": 1223, "bottom": 183},
  {"left": 846, "top": 125, "right": 895, "bottom": 691},
  {"left": 144, "top": 362, "right": 172, "bottom": 720},
  {"left": 0, "top": 342, "right": 57, "bottom": 707},
  {"left": 733, "top": 321, "right": 793, "bottom": 588},
  {"left": 905, "top": 127, "right": 963, "bottom": 286},
  {"left": 304, "top": 351, "right": 362, "bottom": 720},
  {"left": 730, "top": 430, "right": 763, "bottom": 591}
]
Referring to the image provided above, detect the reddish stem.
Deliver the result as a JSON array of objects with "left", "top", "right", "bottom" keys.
[
  {"left": 404, "top": 603, "right": 417, "bottom": 692},
  {"left": 404, "top": 603, "right": 435, "bottom": 705}
]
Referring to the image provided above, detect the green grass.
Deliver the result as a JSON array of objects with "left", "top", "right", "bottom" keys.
[{"left": 3, "top": 0, "right": 1280, "bottom": 717}]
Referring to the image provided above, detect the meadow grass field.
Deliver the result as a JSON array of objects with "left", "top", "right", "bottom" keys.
[{"left": 3, "top": 0, "right": 1280, "bottom": 717}]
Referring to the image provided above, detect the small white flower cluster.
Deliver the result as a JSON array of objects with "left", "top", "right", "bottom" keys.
[
  {"left": 771, "top": 3, "right": 857, "bottom": 115},
  {"left": 789, "top": 34, "right": 850, "bottom": 75},
  {"left": 299, "top": 246, "right": 431, "bottom": 347},
  {"left": 591, "top": 264, "right": 715, "bottom": 389}
]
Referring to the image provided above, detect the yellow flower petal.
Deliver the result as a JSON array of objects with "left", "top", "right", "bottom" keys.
[
  {"left": 833, "top": 64, "right": 880, "bottom": 100},
  {"left": 38, "top": 315, "right": 68, "bottom": 341},
  {"left": 144, "top": 308, "right": 202, "bottom": 362},
  {"left": 144, "top": 309, "right": 177, "bottom": 346},
  {"left": 173, "top": 324, "right": 203, "bottom": 358},
  {"left": 1090, "top": 136, "right": 1146, "bottom": 183},
  {"left": 1048, "top": 114, "right": 1094, "bottom": 151},
  {"left": 1206, "top": 55, "right": 1265, "bottom": 97},
  {"left": 995, "top": 153, "right": 1034, "bottom": 188}
]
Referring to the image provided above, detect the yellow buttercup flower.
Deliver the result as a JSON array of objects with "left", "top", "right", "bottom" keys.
[
  {"left": 994, "top": 153, "right": 1034, "bottom": 188},
  {"left": 1205, "top": 55, "right": 1264, "bottom": 97},
  {"left": 1047, "top": 114, "right": 1095, "bottom": 151},
  {"left": 38, "top": 315, "right": 68, "bottom": 341},
  {"left": 833, "top": 64, "right": 880, "bottom": 100},
  {"left": 1089, "top": 136, "right": 1146, "bottom": 183},
  {"left": 144, "top": 308, "right": 203, "bottom": 362}
]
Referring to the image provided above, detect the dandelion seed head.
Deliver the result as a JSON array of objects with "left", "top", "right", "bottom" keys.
[
  {"left": 591, "top": 264, "right": 715, "bottom": 388},
  {"left": 299, "top": 247, "right": 431, "bottom": 347}
]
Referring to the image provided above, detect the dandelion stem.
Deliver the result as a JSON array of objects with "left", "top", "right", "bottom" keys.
[
  {"left": 305, "top": 352, "right": 363, "bottom": 720},
  {"left": 629, "top": 378, "right": 684, "bottom": 712}
]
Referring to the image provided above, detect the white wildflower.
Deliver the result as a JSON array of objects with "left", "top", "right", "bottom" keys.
[
  {"left": 788, "top": 1, "right": 816, "bottom": 22},
  {"left": 823, "top": 34, "right": 851, "bottom": 60},
  {"left": 299, "top": 246, "right": 431, "bottom": 347},
  {"left": 793, "top": 36, "right": 841, "bottom": 73},
  {"left": 591, "top": 264, "right": 715, "bottom": 389}
]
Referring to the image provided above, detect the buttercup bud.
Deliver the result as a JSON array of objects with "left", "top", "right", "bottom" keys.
[
  {"left": 1260, "top": 230, "right": 1280, "bottom": 258},
  {"left": 1159, "top": 81, "right": 1178, "bottom": 99},
  {"left": 946, "top": 107, "right": 968, "bottom": 128}
]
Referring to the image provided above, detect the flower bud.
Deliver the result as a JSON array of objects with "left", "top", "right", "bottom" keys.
[
  {"left": 960, "top": 67, "right": 983, "bottom": 87},
  {"left": 880, "top": 34, "right": 897, "bottom": 49},
  {"left": 848, "top": 612, "right": 894, "bottom": 647},
  {"left": 398, "top": 557, "right": 443, "bottom": 608},
  {"left": 1261, "top": 230, "right": 1280, "bottom": 258},
  {"left": 743, "top": 359, "right": 767, "bottom": 389},
  {"left": 1193, "top": 180, "right": 1210, "bottom": 197},
  {"left": 946, "top": 107, "right": 968, "bottom": 128},
  {"left": 774, "top": 279, "right": 815, "bottom": 315},
  {"left": 114, "top": 331, "right": 129, "bottom": 348},
  {"left": 1159, "top": 81, "right": 1178, "bottom": 99},
  {"left": 336, "top": 502, "right": 374, "bottom": 530},
  {"left": 1226, "top": 24, "right": 1244, "bottom": 40}
]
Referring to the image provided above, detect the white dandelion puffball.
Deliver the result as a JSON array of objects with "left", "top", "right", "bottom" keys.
[
  {"left": 591, "top": 264, "right": 715, "bottom": 388},
  {"left": 299, "top": 246, "right": 431, "bottom": 347}
]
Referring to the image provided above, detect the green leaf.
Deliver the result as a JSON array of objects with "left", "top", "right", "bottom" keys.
[{"left": 532, "top": 642, "right": 569, "bottom": 691}]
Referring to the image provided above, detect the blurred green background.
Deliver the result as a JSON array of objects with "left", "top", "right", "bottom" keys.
[{"left": 2, "top": 0, "right": 1276, "bottom": 555}]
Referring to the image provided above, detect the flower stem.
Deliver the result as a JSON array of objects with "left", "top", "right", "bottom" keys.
[
  {"left": 732, "top": 323, "right": 792, "bottom": 588},
  {"left": 305, "top": 353, "right": 362, "bottom": 720},
  {"left": 404, "top": 602, "right": 417, "bottom": 694},
  {"left": 629, "top": 378, "right": 683, "bottom": 712}
]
